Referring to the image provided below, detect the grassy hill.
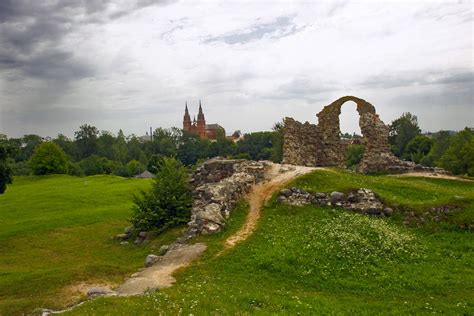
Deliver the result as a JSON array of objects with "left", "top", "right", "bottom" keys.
[
  {"left": 1, "top": 171, "right": 473, "bottom": 315},
  {"left": 67, "top": 170, "right": 473, "bottom": 315},
  {"left": 0, "top": 175, "right": 180, "bottom": 315}
]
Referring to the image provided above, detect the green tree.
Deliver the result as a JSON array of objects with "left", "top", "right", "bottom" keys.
[
  {"left": 112, "top": 129, "right": 128, "bottom": 163},
  {"left": 53, "top": 134, "right": 77, "bottom": 159},
  {"left": 74, "top": 124, "right": 99, "bottom": 159},
  {"left": 420, "top": 131, "right": 453, "bottom": 166},
  {"left": 149, "top": 128, "right": 181, "bottom": 157},
  {"left": 16, "top": 134, "right": 43, "bottom": 162},
  {"left": 404, "top": 135, "right": 433, "bottom": 164},
  {"left": 29, "top": 142, "right": 68, "bottom": 175},
  {"left": 389, "top": 112, "right": 421, "bottom": 157},
  {"left": 237, "top": 131, "right": 276, "bottom": 161},
  {"left": 438, "top": 128, "right": 474, "bottom": 176},
  {"left": 147, "top": 154, "right": 165, "bottom": 174},
  {"left": 208, "top": 137, "right": 236, "bottom": 158},
  {"left": 0, "top": 142, "right": 13, "bottom": 193},
  {"left": 78, "top": 155, "right": 110, "bottom": 175},
  {"left": 126, "top": 159, "right": 145, "bottom": 176},
  {"left": 131, "top": 157, "right": 192, "bottom": 232},
  {"left": 177, "top": 133, "right": 210, "bottom": 165},
  {"left": 97, "top": 131, "right": 116, "bottom": 160}
]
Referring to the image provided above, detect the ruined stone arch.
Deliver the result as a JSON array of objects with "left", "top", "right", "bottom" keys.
[{"left": 283, "top": 96, "right": 415, "bottom": 173}]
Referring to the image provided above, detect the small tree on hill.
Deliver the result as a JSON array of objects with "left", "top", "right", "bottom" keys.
[
  {"left": 29, "top": 142, "right": 68, "bottom": 175},
  {"left": 389, "top": 112, "right": 421, "bottom": 157},
  {"left": 0, "top": 143, "right": 13, "bottom": 193},
  {"left": 131, "top": 157, "right": 192, "bottom": 232}
]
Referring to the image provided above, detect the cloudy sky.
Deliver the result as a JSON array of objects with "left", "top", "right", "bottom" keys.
[{"left": 0, "top": 0, "right": 472, "bottom": 138}]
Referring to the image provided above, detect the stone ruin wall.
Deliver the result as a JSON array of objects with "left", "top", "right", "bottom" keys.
[
  {"left": 283, "top": 96, "right": 442, "bottom": 173},
  {"left": 185, "top": 158, "right": 270, "bottom": 237}
]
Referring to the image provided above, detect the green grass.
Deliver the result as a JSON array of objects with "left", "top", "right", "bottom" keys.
[
  {"left": 0, "top": 175, "right": 182, "bottom": 315},
  {"left": 67, "top": 170, "right": 474, "bottom": 315}
]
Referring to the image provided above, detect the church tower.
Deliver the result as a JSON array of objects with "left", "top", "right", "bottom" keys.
[
  {"left": 183, "top": 101, "right": 191, "bottom": 131},
  {"left": 197, "top": 99, "right": 207, "bottom": 138}
]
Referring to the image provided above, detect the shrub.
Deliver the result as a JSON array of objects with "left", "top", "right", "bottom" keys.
[
  {"left": 29, "top": 142, "right": 68, "bottom": 175},
  {"left": 10, "top": 161, "right": 30, "bottom": 176},
  {"left": 126, "top": 159, "right": 145, "bottom": 176},
  {"left": 78, "top": 155, "right": 122, "bottom": 175},
  {"left": 346, "top": 144, "right": 365, "bottom": 168},
  {"left": 67, "top": 161, "right": 83, "bottom": 176},
  {"left": 438, "top": 128, "right": 474, "bottom": 176},
  {"left": 131, "top": 157, "right": 192, "bottom": 232}
]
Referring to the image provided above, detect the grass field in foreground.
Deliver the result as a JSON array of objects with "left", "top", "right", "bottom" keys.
[
  {"left": 0, "top": 175, "right": 181, "bottom": 315},
  {"left": 69, "top": 170, "right": 473, "bottom": 315}
]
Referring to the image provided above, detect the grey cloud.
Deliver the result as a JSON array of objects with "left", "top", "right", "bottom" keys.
[
  {"left": 0, "top": 0, "right": 175, "bottom": 82},
  {"left": 360, "top": 70, "right": 474, "bottom": 89},
  {"left": 204, "top": 15, "right": 307, "bottom": 45},
  {"left": 255, "top": 76, "right": 339, "bottom": 103}
]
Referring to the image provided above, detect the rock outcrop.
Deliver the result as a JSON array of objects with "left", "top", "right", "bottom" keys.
[
  {"left": 278, "top": 187, "right": 394, "bottom": 217},
  {"left": 283, "top": 96, "right": 446, "bottom": 174},
  {"left": 185, "top": 158, "right": 271, "bottom": 236}
]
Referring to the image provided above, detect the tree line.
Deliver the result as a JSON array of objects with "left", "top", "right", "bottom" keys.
[
  {"left": 0, "top": 112, "right": 472, "bottom": 194},
  {"left": 0, "top": 123, "right": 283, "bottom": 179}
]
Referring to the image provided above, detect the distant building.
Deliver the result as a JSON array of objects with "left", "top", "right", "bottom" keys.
[
  {"left": 183, "top": 100, "right": 226, "bottom": 140},
  {"left": 135, "top": 170, "right": 156, "bottom": 178}
]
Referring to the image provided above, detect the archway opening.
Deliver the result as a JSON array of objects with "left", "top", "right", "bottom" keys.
[{"left": 339, "top": 101, "right": 365, "bottom": 169}]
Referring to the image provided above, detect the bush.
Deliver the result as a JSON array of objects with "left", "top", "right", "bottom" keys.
[
  {"left": 126, "top": 159, "right": 145, "bottom": 176},
  {"left": 78, "top": 155, "right": 123, "bottom": 176},
  {"left": 29, "top": 142, "right": 68, "bottom": 175},
  {"left": 67, "top": 161, "right": 83, "bottom": 176},
  {"left": 131, "top": 157, "right": 192, "bottom": 232},
  {"left": 10, "top": 161, "right": 30, "bottom": 176},
  {"left": 346, "top": 144, "right": 365, "bottom": 168},
  {"left": 438, "top": 128, "right": 474, "bottom": 176}
]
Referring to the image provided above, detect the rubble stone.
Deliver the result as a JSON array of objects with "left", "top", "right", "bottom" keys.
[{"left": 186, "top": 158, "right": 271, "bottom": 237}]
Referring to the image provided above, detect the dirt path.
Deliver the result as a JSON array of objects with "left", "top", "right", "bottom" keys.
[
  {"left": 223, "top": 163, "right": 317, "bottom": 250},
  {"left": 115, "top": 243, "right": 207, "bottom": 296}
]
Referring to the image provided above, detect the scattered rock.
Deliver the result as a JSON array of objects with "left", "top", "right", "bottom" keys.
[
  {"left": 134, "top": 238, "right": 143, "bottom": 245},
  {"left": 113, "top": 233, "right": 130, "bottom": 241},
  {"left": 383, "top": 207, "right": 393, "bottom": 217},
  {"left": 278, "top": 187, "right": 389, "bottom": 217},
  {"left": 280, "top": 188, "right": 292, "bottom": 197},
  {"left": 139, "top": 231, "right": 147, "bottom": 238},
  {"left": 314, "top": 192, "right": 327, "bottom": 199},
  {"left": 158, "top": 245, "right": 169, "bottom": 256},
  {"left": 87, "top": 287, "right": 114, "bottom": 297},
  {"left": 330, "top": 191, "right": 345, "bottom": 203},
  {"left": 124, "top": 226, "right": 133, "bottom": 234},
  {"left": 120, "top": 241, "right": 129, "bottom": 246},
  {"left": 144, "top": 254, "right": 160, "bottom": 267}
]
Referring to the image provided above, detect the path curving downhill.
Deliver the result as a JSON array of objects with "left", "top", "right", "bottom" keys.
[{"left": 223, "top": 163, "right": 317, "bottom": 250}]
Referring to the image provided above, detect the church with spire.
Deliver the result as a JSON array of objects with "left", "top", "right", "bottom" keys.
[{"left": 183, "top": 100, "right": 226, "bottom": 140}]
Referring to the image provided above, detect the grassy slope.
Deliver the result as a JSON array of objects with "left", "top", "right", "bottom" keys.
[
  {"left": 0, "top": 175, "right": 182, "bottom": 315},
  {"left": 69, "top": 170, "right": 474, "bottom": 315}
]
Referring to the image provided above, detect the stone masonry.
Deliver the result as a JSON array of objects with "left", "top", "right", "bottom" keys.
[
  {"left": 283, "top": 96, "right": 444, "bottom": 173},
  {"left": 185, "top": 158, "right": 270, "bottom": 236}
]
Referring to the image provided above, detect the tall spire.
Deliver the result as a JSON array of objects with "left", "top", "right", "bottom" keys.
[
  {"left": 185, "top": 101, "right": 190, "bottom": 116},
  {"left": 183, "top": 101, "right": 191, "bottom": 131},
  {"left": 197, "top": 99, "right": 205, "bottom": 121}
]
